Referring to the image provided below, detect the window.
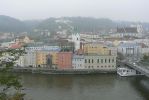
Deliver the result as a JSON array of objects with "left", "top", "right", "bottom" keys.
[
  {"left": 92, "top": 59, "right": 94, "bottom": 63},
  {"left": 97, "top": 59, "right": 99, "bottom": 63},
  {"left": 105, "top": 59, "right": 107, "bottom": 63},
  {"left": 85, "top": 59, "right": 87, "bottom": 63},
  {"left": 109, "top": 59, "right": 110, "bottom": 63},
  {"left": 88, "top": 59, "right": 90, "bottom": 63}
]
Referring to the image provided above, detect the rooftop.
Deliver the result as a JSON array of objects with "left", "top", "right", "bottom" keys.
[{"left": 117, "top": 27, "right": 138, "bottom": 33}]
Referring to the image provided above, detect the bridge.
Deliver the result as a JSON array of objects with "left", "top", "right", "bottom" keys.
[{"left": 117, "top": 60, "right": 149, "bottom": 78}]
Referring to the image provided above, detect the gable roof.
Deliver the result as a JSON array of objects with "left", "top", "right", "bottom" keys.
[{"left": 117, "top": 27, "right": 138, "bottom": 33}]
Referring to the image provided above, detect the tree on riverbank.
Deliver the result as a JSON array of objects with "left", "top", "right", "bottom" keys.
[
  {"left": 140, "top": 55, "right": 149, "bottom": 66},
  {"left": 0, "top": 49, "right": 25, "bottom": 100}
]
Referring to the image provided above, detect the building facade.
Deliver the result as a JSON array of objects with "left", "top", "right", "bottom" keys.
[
  {"left": 24, "top": 51, "right": 36, "bottom": 67},
  {"left": 111, "top": 25, "right": 143, "bottom": 38},
  {"left": 117, "top": 42, "right": 141, "bottom": 56},
  {"left": 83, "top": 43, "right": 110, "bottom": 55},
  {"left": 57, "top": 52, "right": 73, "bottom": 69},
  {"left": 72, "top": 55, "right": 84, "bottom": 69},
  {"left": 84, "top": 55, "right": 116, "bottom": 70},
  {"left": 49, "top": 51, "right": 58, "bottom": 65},
  {"left": 36, "top": 50, "right": 50, "bottom": 67}
]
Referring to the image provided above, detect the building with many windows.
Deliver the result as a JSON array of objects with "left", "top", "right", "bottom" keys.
[
  {"left": 84, "top": 55, "right": 116, "bottom": 70},
  {"left": 83, "top": 43, "right": 111, "bottom": 55},
  {"left": 72, "top": 55, "right": 84, "bottom": 69},
  {"left": 24, "top": 50, "right": 36, "bottom": 67},
  {"left": 57, "top": 52, "right": 73, "bottom": 69},
  {"left": 36, "top": 50, "right": 50, "bottom": 67},
  {"left": 117, "top": 42, "right": 141, "bottom": 56},
  {"left": 110, "top": 25, "right": 143, "bottom": 38}
]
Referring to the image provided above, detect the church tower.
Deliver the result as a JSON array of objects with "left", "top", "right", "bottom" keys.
[{"left": 72, "top": 33, "right": 80, "bottom": 51}]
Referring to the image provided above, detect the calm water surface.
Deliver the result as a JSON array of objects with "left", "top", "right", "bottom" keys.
[{"left": 19, "top": 73, "right": 149, "bottom": 100}]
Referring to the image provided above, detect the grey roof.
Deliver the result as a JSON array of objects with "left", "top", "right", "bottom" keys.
[
  {"left": 118, "top": 43, "right": 140, "bottom": 47},
  {"left": 117, "top": 27, "right": 138, "bottom": 33}
]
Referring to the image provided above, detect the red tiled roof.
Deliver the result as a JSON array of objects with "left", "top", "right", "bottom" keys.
[{"left": 9, "top": 43, "right": 21, "bottom": 49}]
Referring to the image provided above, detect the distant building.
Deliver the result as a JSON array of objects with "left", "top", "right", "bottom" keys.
[
  {"left": 25, "top": 45, "right": 61, "bottom": 51},
  {"left": 117, "top": 42, "right": 141, "bottom": 56},
  {"left": 49, "top": 51, "right": 58, "bottom": 65},
  {"left": 83, "top": 43, "right": 111, "bottom": 55},
  {"left": 139, "top": 43, "right": 149, "bottom": 56},
  {"left": 84, "top": 55, "right": 116, "bottom": 70},
  {"left": 15, "top": 36, "right": 34, "bottom": 44},
  {"left": 57, "top": 52, "right": 73, "bottom": 69},
  {"left": 58, "top": 40, "right": 74, "bottom": 52},
  {"left": 72, "top": 42, "right": 117, "bottom": 70},
  {"left": 72, "top": 55, "right": 84, "bottom": 69},
  {"left": 111, "top": 25, "right": 143, "bottom": 38},
  {"left": 36, "top": 50, "right": 50, "bottom": 67},
  {"left": 24, "top": 51, "right": 36, "bottom": 67}
]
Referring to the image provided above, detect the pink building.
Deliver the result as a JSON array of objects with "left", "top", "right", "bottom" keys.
[{"left": 57, "top": 52, "right": 72, "bottom": 69}]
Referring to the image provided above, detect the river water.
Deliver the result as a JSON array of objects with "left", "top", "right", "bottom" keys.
[{"left": 19, "top": 73, "right": 149, "bottom": 100}]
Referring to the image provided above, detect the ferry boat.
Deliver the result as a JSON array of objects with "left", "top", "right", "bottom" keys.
[{"left": 117, "top": 67, "right": 142, "bottom": 76}]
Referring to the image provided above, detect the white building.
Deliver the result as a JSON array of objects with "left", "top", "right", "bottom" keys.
[
  {"left": 72, "top": 55, "right": 84, "bottom": 69},
  {"left": 72, "top": 33, "right": 80, "bottom": 51},
  {"left": 139, "top": 43, "right": 149, "bottom": 55},
  {"left": 24, "top": 51, "right": 36, "bottom": 67},
  {"left": 134, "top": 39, "right": 149, "bottom": 47},
  {"left": 117, "top": 42, "right": 141, "bottom": 56}
]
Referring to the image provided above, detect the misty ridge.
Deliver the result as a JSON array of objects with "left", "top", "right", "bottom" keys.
[{"left": 0, "top": 15, "right": 149, "bottom": 34}]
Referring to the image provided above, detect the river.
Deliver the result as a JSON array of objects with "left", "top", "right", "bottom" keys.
[{"left": 19, "top": 73, "right": 149, "bottom": 100}]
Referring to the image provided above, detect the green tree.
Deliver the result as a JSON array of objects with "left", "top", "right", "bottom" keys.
[
  {"left": 117, "top": 52, "right": 125, "bottom": 60},
  {"left": 0, "top": 49, "right": 25, "bottom": 100}
]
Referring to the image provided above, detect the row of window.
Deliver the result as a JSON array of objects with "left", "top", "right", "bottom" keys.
[
  {"left": 85, "top": 65, "right": 115, "bottom": 68},
  {"left": 85, "top": 58, "right": 115, "bottom": 63},
  {"left": 73, "top": 65, "right": 115, "bottom": 69}
]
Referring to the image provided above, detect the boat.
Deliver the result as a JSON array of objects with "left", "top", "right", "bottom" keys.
[{"left": 117, "top": 67, "right": 142, "bottom": 76}]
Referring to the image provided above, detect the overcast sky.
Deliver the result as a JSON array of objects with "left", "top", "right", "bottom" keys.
[{"left": 0, "top": 0, "right": 149, "bottom": 22}]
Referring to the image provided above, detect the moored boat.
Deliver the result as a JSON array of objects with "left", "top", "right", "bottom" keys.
[{"left": 117, "top": 67, "right": 142, "bottom": 76}]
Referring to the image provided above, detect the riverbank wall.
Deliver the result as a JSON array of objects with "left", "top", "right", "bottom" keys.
[{"left": 8, "top": 67, "right": 116, "bottom": 75}]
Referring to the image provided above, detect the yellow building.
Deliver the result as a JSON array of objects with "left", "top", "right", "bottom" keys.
[
  {"left": 83, "top": 43, "right": 110, "bottom": 55},
  {"left": 49, "top": 51, "right": 58, "bottom": 65},
  {"left": 15, "top": 36, "right": 34, "bottom": 44},
  {"left": 36, "top": 51, "right": 49, "bottom": 67}
]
